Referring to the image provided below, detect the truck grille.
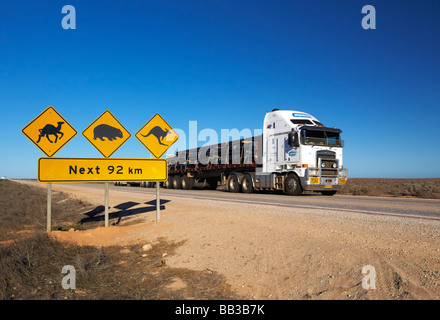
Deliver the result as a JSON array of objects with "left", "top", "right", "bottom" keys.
[{"left": 317, "top": 150, "right": 337, "bottom": 176}]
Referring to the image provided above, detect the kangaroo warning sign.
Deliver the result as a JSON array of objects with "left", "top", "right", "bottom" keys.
[
  {"left": 38, "top": 157, "right": 168, "bottom": 182},
  {"left": 82, "top": 110, "right": 131, "bottom": 158},
  {"left": 135, "top": 113, "right": 179, "bottom": 158},
  {"left": 22, "top": 106, "right": 77, "bottom": 157}
]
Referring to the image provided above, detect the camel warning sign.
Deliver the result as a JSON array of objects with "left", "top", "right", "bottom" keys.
[
  {"left": 82, "top": 110, "right": 131, "bottom": 158},
  {"left": 135, "top": 113, "right": 179, "bottom": 158},
  {"left": 22, "top": 106, "right": 77, "bottom": 157}
]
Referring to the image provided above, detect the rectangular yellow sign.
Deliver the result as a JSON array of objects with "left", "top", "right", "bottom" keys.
[{"left": 38, "top": 157, "right": 168, "bottom": 183}]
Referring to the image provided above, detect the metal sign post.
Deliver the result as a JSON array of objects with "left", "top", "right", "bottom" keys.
[
  {"left": 156, "top": 182, "right": 160, "bottom": 222},
  {"left": 105, "top": 182, "right": 109, "bottom": 227},
  {"left": 47, "top": 182, "right": 52, "bottom": 232}
]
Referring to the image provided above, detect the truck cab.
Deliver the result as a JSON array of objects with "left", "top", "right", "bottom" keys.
[{"left": 259, "top": 109, "right": 347, "bottom": 195}]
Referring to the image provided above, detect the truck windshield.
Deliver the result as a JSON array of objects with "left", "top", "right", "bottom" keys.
[{"left": 300, "top": 129, "right": 344, "bottom": 147}]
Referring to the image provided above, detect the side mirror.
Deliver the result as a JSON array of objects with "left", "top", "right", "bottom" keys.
[{"left": 288, "top": 131, "right": 299, "bottom": 148}]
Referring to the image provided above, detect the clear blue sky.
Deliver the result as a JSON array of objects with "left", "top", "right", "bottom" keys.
[{"left": 1, "top": 0, "right": 439, "bottom": 178}]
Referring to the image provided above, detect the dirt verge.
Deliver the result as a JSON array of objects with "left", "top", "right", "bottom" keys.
[
  {"left": 0, "top": 180, "right": 237, "bottom": 300},
  {"left": 18, "top": 181, "right": 440, "bottom": 300}
]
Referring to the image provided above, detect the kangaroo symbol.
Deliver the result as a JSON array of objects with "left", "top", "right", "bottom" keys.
[
  {"left": 142, "top": 126, "right": 171, "bottom": 146},
  {"left": 36, "top": 122, "right": 64, "bottom": 143}
]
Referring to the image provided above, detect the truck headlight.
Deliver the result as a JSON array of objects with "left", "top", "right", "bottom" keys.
[{"left": 332, "top": 163, "right": 337, "bottom": 168}]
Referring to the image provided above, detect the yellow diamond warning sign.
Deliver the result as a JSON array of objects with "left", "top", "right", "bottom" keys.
[
  {"left": 135, "top": 113, "right": 179, "bottom": 158},
  {"left": 82, "top": 110, "right": 131, "bottom": 158},
  {"left": 22, "top": 106, "right": 77, "bottom": 157}
]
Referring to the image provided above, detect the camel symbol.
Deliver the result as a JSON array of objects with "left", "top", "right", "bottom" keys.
[
  {"left": 142, "top": 126, "right": 171, "bottom": 146},
  {"left": 36, "top": 122, "right": 64, "bottom": 143}
]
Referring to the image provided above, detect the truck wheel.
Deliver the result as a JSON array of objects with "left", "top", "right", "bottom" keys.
[
  {"left": 182, "top": 176, "right": 194, "bottom": 190},
  {"left": 227, "top": 174, "right": 241, "bottom": 193},
  {"left": 173, "top": 176, "right": 182, "bottom": 189},
  {"left": 285, "top": 174, "right": 303, "bottom": 196},
  {"left": 165, "top": 176, "right": 174, "bottom": 189},
  {"left": 241, "top": 174, "right": 254, "bottom": 193},
  {"left": 321, "top": 190, "right": 337, "bottom": 196}
]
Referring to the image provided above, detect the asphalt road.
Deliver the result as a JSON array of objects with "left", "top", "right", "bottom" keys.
[{"left": 65, "top": 183, "right": 440, "bottom": 221}]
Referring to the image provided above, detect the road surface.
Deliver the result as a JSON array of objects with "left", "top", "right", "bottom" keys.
[{"left": 63, "top": 183, "right": 440, "bottom": 221}]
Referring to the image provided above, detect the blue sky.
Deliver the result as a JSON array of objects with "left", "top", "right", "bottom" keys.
[{"left": 1, "top": 0, "right": 439, "bottom": 178}]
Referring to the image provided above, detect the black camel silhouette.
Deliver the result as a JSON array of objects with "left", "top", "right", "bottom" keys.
[{"left": 36, "top": 122, "right": 64, "bottom": 143}]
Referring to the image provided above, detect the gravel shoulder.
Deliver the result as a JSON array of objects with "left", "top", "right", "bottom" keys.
[{"left": 21, "top": 181, "right": 440, "bottom": 300}]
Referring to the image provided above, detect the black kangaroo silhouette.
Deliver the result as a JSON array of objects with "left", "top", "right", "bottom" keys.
[
  {"left": 36, "top": 122, "right": 64, "bottom": 143},
  {"left": 142, "top": 126, "right": 170, "bottom": 146}
]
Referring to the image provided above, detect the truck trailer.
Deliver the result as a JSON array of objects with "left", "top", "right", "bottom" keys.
[{"left": 164, "top": 109, "right": 347, "bottom": 195}]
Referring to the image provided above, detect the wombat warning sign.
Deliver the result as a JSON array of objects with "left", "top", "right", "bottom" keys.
[
  {"left": 135, "top": 113, "right": 179, "bottom": 158},
  {"left": 82, "top": 110, "right": 131, "bottom": 158}
]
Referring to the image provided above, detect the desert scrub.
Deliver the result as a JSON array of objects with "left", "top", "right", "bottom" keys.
[
  {"left": 351, "top": 185, "right": 373, "bottom": 196},
  {"left": 0, "top": 232, "right": 112, "bottom": 300},
  {"left": 341, "top": 178, "right": 440, "bottom": 199},
  {"left": 404, "top": 181, "right": 438, "bottom": 198},
  {"left": 0, "top": 180, "right": 46, "bottom": 240},
  {"left": 0, "top": 180, "right": 98, "bottom": 239},
  {"left": 0, "top": 233, "right": 238, "bottom": 300}
]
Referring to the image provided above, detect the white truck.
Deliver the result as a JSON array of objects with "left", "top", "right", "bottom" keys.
[{"left": 166, "top": 109, "right": 347, "bottom": 195}]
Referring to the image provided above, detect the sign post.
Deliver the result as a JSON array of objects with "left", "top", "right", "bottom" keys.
[
  {"left": 135, "top": 114, "right": 179, "bottom": 222},
  {"left": 47, "top": 183, "right": 52, "bottom": 232},
  {"left": 82, "top": 110, "right": 131, "bottom": 227},
  {"left": 22, "top": 106, "right": 77, "bottom": 232},
  {"left": 156, "top": 181, "right": 160, "bottom": 222},
  {"left": 105, "top": 182, "right": 109, "bottom": 227}
]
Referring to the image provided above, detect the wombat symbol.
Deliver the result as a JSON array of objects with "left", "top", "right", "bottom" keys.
[
  {"left": 93, "top": 124, "right": 123, "bottom": 141},
  {"left": 142, "top": 126, "right": 171, "bottom": 146},
  {"left": 36, "top": 122, "right": 64, "bottom": 143}
]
